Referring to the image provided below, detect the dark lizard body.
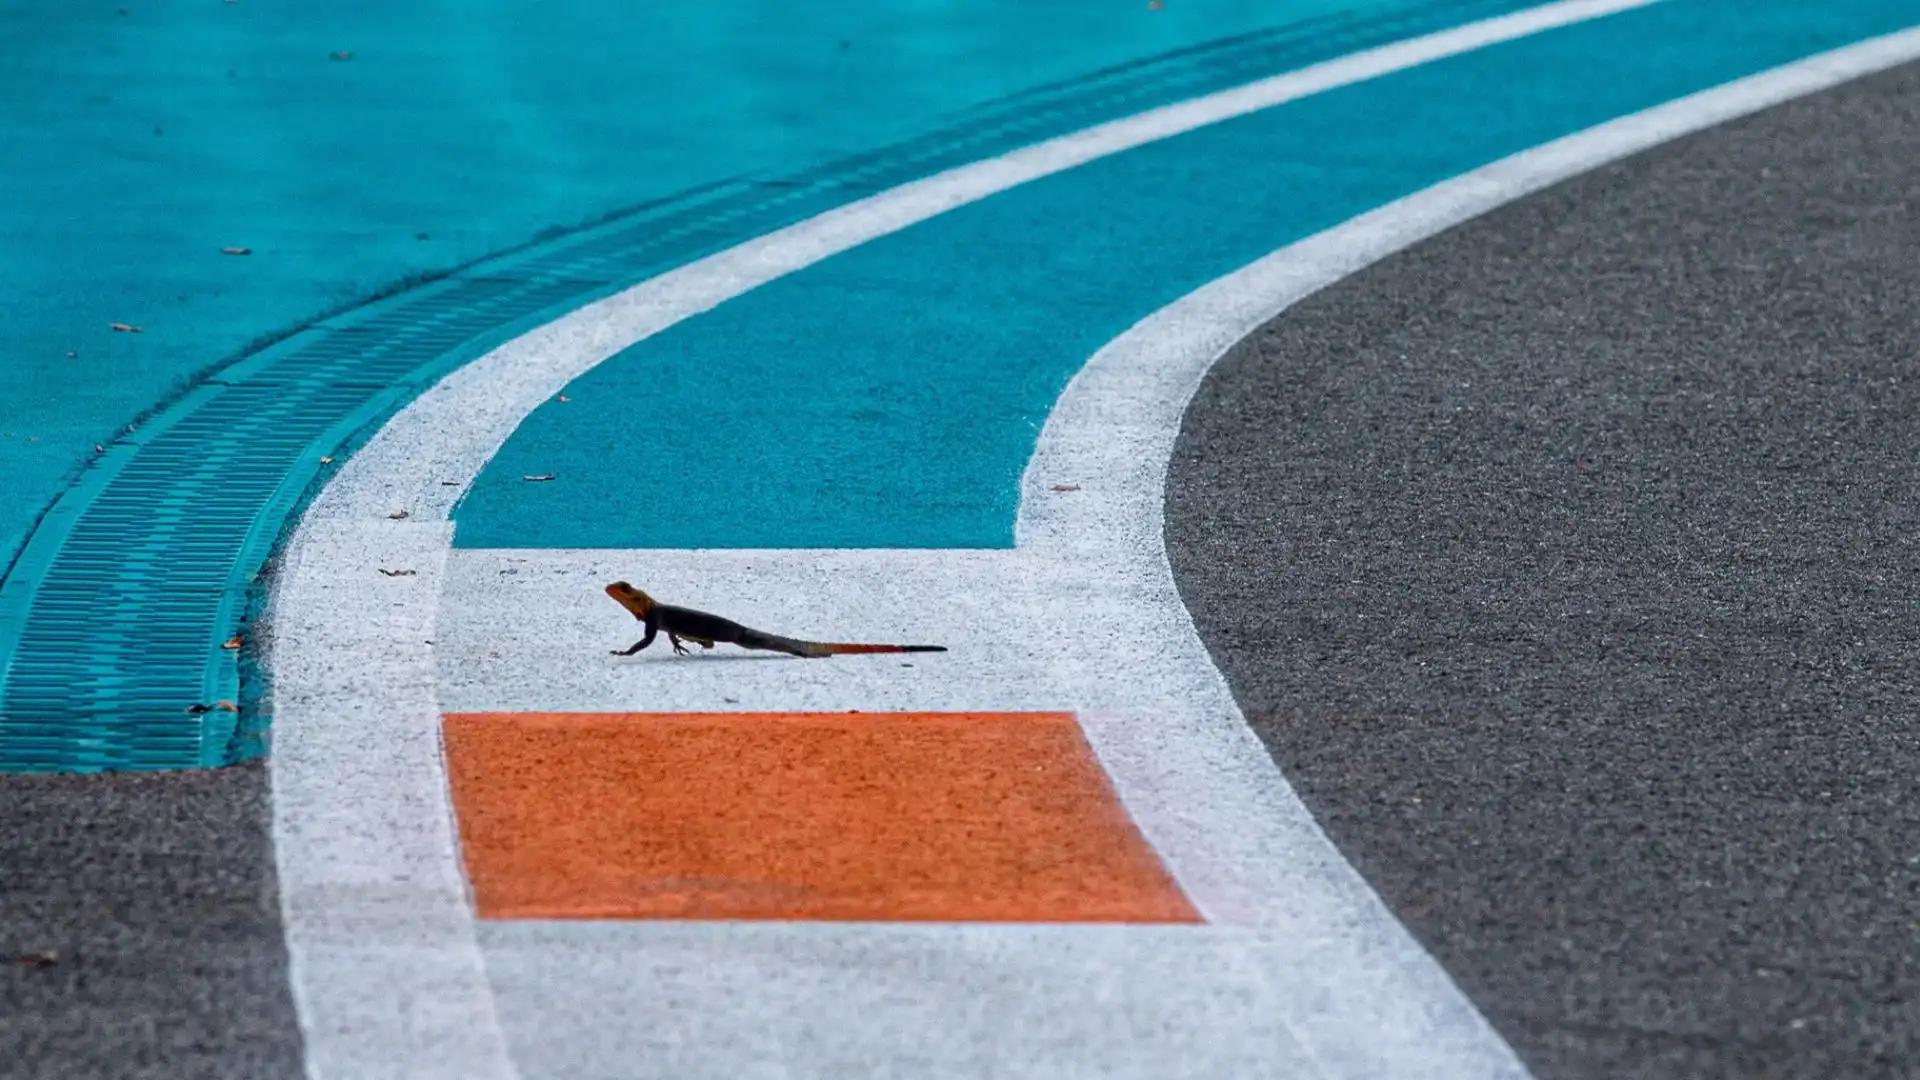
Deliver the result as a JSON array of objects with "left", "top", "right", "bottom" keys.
[{"left": 605, "top": 582, "right": 945, "bottom": 658}]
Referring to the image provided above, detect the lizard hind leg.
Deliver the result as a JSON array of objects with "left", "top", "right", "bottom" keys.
[{"left": 667, "top": 632, "right": 717, "bottom": 655}]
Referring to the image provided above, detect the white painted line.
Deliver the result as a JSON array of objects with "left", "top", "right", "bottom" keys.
[
  {"left": 270, "top": 14, "right": 1920, "bottom": 1080},
  {"left": 271, "top": 519, "right": 517, "bottom": 1080}
]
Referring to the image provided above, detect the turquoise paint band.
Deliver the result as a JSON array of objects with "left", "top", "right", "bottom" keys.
[
  {"left": 456, "top": 0, "right": 1920, "bottom": 551},
  {"left": 0, "top": 2, "right": 1531, "bottom": 772}
]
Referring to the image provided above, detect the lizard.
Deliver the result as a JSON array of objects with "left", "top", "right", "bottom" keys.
[{"left": 605, "top": 582, "right": 947, "bottom": 659}]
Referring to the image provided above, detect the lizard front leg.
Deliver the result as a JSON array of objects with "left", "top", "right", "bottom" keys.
[{"left": 612, "top": 621, "right": 658, "bottom": 656}]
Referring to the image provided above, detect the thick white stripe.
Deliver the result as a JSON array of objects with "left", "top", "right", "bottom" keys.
[{"left": 270, "top": 14, "right": 1920, "bottom": 1080}]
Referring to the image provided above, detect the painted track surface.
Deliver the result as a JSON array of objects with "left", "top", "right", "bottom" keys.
[
  {"left": 1, "top": 0, "right": 1370, "bottom": 570},
  {"left": 0, "top": 0, "right": 1541, "bottom": 772},
  {"left": 1167, "top": 59, "right": 1920, "bottom": 1078},
  {"left": 11, "top": 12, "right": 1920, "bottom": 1076}
]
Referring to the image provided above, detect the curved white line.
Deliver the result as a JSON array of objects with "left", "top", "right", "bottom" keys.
[{"left": 269, "top": 14, "right": 1920, "bottom": 1080}]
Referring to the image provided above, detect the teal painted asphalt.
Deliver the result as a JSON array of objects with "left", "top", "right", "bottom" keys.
[
  {"left": 0, "top": 0, "right": 1383, "bottom": 576},
  {"left": 455, "top": 0, "right": 1920, "bottom": 551},
  {"left": 10, "top": 0, "right": 1537, "bottom": 771}
]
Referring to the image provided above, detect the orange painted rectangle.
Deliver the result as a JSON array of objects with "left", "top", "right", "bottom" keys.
[{"left": 442, "top": 711, "right": 1200, "bottom": 923}]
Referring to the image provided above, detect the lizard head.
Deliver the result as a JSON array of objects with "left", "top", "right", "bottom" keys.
[{"left": 604, "top": 581, "right": 654, "bottom": 619}]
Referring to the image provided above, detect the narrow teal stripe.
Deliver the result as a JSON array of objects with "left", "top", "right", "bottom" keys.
[{"left": 455, "top": 0, "right": 1919, "bottom": 551}]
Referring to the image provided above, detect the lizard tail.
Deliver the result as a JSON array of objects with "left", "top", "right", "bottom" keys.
[
  {"left": 816, "top": 643, "right": 948, "bottom": 655},
  {"left": 736, "top": 628, "right": 945, "bottom": 658}
]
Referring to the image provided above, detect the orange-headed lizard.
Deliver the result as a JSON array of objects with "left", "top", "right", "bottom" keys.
[{"left": 605, "top": 582, "right": 947, "bottom": 658}]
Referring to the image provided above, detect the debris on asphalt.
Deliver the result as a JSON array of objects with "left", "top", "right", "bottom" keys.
[
  {"left": 378, "top": 568, "right": 417, "bottom": 577},
  {"left": 1051, "top": 483, "right": 1080, "bottom": 492},
  {"left": 13, "top": 952, "right": 58, "bottom": 969},
  {"left": 388, "top": 509, "right": 410, "bottom": 519}
]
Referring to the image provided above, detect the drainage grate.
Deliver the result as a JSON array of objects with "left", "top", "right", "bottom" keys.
[{"left": 0, "top": 0, "right": 1531, "bottom": 771}]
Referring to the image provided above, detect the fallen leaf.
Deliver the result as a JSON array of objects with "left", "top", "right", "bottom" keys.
[
  {"left": 222, "top": 635, "right": 243, "bottom": 650},
  {"left": 523, "top": 474, "right": 555, "bottom": 482},
  {"left": 14, "top": 952, "right": 57, "bottom": 969},
  {"left": 556, "top": 395, "right": 570, "bottom": 403},
  {"left": 387, "top": 509, "right": 410, "bottom": 520},
  {"left": 213, "top": 700, "right": 240, "bottom": 713},
  {"left": 378, "top": 568, "right": 417, "bottom": 577},
  {"left": 1050, "top": 483, "right": 1081, "bottom": 492},
  {"left": 93, "top": 444, "right": 104, "bottom": 452},
  {"left": 329, "top": 50, "right": 353, "bottom": 61},
  {"left": 221, "top": 246, "right": 252, "bottom": 256},
  {"left": 319, "top": 456, "right": 333, "bottom": 464},
  {"left": 110, "top": 323, "right": 141, "bottom": 333}
]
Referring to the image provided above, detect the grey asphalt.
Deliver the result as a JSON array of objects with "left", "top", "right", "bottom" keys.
[
  {"left": 1166, "top": 59, "right": 1920, "bottom": 1080},
  {"left": 0, "top": 762, "right": 302, "bottom": 1080}
]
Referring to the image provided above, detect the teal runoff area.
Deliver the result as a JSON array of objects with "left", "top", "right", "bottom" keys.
[
  {"left": 0, "top": 0, "right": 1378, "bottom": 574},
  {"left": 455, "top": 0, "right": 1920, "bottom": 551}
]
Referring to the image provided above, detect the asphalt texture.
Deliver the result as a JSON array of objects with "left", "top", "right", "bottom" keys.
[
  {"left": 0, "top": 762, "right": 301, "bottom": 1080},
  {"left": 1166, "top": 59, "right": 1920, "bottom": 1080}
]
